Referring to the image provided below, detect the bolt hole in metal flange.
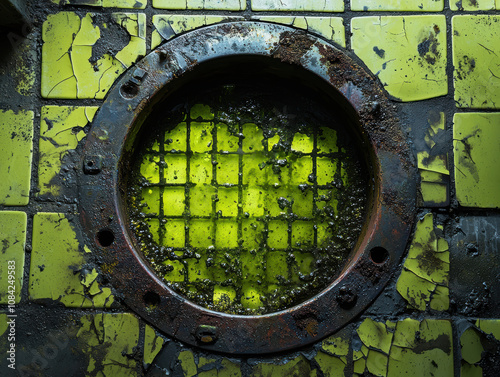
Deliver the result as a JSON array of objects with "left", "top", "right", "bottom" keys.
[
  {"left": 143, "top": 291, "right": 161, "bottom": 308},
  {"left": 79, "top": 22, "right": 416, "bottom": 354},
  {"left": 370, "top": 246, "right": 389, "bottom": 264},
  {"left": 96, "top": 229, "right": 115, "bottom": 247},
  {"left": 120, "top": 81, "right": 140, "bottom": 99}
]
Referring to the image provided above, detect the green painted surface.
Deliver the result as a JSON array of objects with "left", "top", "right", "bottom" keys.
[
  {"left": 453, "top": 15, "right": 500, "bottom": 109},
  {"left": 252, "top": 0, "right": 344, "bottom": 12},
  {"left": 0, "top": 211, "right": 26, "bottom": 304},
  {"left": 152, "top": 15, "right": 244, "bottom": 49},
  {"left": 388, "top": 319, "right": 453, "bottom": 377},
  {"left": 77, "top": 313, "right": 139, "bottom": 376},
  {"left": 30, "top": 213, "right": 114, "bottom": 308},
  {"left": 397, "top": 213, "right": 449, "bottom": 311},
  {"left": 417, "top": 112, "right": 449, "bottom": 207},
  {"left": 153, "top": 0, "right": 245, "bottom": 10},
  {"left": 0, "top": 110, "right": 33, "bottom": 206},
  {"left": 351, "top": 15, "right": 447, "bottom": 101},
  {"left": 351, "top": 0, "right": 444, "bottom": 11},
  {"left": 252, "top": 16, "right": 346, "bottom": 47},
  {"left": 38, "top": 106, "right": 98, "bottom": 197},
  {"left": 52, "top": 0, "right": 147, "bottom": 7},
  {"left": 453, "top": 113, "right": 500, "bottom": 208},
  {"left": 450, "top": 0, "right": 496, "bottom": 10},
  {"left": 41, "top": 12, "right": 146, "bottom": 99},
  {"left": 144, "top": 325, "right": 165, "bottom": 368}
]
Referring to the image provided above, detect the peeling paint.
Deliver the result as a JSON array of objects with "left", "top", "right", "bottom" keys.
[
  {"left": 418, "top": 111, "right": 449, "bottom": 206},
  {"left": 29, "top": 213, "right": 114, "bottom": 308},
  {"left": 77, "top": 313, "right": 139, "bottom": 376},
  {"left": 151, "top": 15, "right": 244, "bottom": 49},
  {"left": 351, "top": 16, "right": 447, "bottom": 101},
  {"left": 144, "top": 325, "right": 165, "bottom": 369},
  {"left": 38, "top": 106, "right": 98, "bottom": 197},
  {"left": 252, "top": 16, "right": 345, "bottom": 47},
  {"left": 397, "top": 213, "right": 450, "bottom": 311},
  {"left": 41, "top": 12, "right": 146, "bottom": 99}
]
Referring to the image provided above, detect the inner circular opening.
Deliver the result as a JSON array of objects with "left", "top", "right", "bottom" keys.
[{"left": 122, "top": 57, "right": 371, "bottom": 315}]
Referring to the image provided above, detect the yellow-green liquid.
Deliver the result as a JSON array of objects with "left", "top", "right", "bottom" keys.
[{"left": 127, "top": 84, "right": 368, "bottom": 315}]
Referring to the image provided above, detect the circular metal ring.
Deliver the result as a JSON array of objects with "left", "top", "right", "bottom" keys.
[{"left": 79, "top": 22, "right": 416, "bottom": 354}]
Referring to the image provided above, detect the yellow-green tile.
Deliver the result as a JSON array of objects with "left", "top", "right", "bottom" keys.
[
  {"left": 144, "top": 325, "right": 165, "bottom": 367},
  {"left": 452, "top": 15, "right": 500, "bottom": 109},
  {"left": 42, "top": 12, "right": 146, "bottom": 99},
  {"left": 0, "top": 212, "right": 26, "bottom": 304},
  {"left": 54, "top": 0, "right": 147, "bottom": 7},
  {"left": 388, "top": 319, "right": 453, "bottom": 377},
  {"left": 351, "top": 16, "right": 447, "bottom": 102},
  {"left": 450, "top": 0, "right": 495, "bottom": 10},
  {"left": 0, "top": 109, "right": 33, "bottom": 206},
  {"left": 454, "top": 113, "right": 500, "bottom": 208},
  {"left": 352, "top": 0, "right": 444, "bottom": 11},
  {"left": 252, "top": 0, "right": 344, "bottom": 12},
  {"left": 152, "top": 15, "right": 244, "bottom": 49},
  {"left": 153, "top": 0, "right": 245, "bottom": 10},
  {"left": 252, "top": 16, "right": 346, "bottom": 47},
  {"left": 77, "top": 313, "right": 139, "bottom": 376},
  {"left": 30, "top": 213, "right": 114, "bottom": 308},
  {"left": 38, "top": 106, "right": 98, "bottom": 197}
]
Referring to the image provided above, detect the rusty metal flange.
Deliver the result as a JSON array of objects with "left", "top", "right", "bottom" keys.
[{"left": 79, "top": 22, "right": 416, "bottom": 354}]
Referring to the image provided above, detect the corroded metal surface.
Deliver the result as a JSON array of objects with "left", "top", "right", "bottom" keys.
[{"left": 78, "top": 22, "right": 416, "bottom": 354}]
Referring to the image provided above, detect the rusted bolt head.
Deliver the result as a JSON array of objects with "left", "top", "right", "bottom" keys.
[
  {"left": 196, "top": 325, "right": 218, "bottom": 344},
  {"left": 336, "top": 286, "right": 357, "bottom": 309}
]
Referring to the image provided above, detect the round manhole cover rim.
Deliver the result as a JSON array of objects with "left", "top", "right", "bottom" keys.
[{"left": 78, "top": 21, "right": 416, "bottom": 355}]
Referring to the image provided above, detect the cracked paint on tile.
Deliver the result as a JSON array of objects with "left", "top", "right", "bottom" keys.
[
  {"left": 41, "top": 12, "right": 146, "bottom": 99},
  {"left": 52, "top": 0, "right": 147, "bottom": 7},
  {"left": 352, "top": 0, "right": 444, "bottom": 11},
  {"left": 144, "top": 325, "right": 165, "bottom": 369},
  {"left": 389, "top": 319, "right": 453, "bottom": 377},
  {"left": 418, "top": 111, "right": 449, "bottom": 207},
  {"left": 30, "top": 213, "right": 114, "bottom": 308},
  {"left": 38, "top": 106, "right": 98, "bottom": 198},
  {"left": 450, "top": 0, "right": 495, "bottom": 10},
  {"left": 151, "top": 15, "right": 244, "bottom": 49},
  {"left": 351, "top": 16, "right": 447, "bottom": 101},
  {"left": 354, "top": 319, "right": 394, "bottom": 377},
  {"left": 314, "top": 331, "right": 349, "bottom": 377},
  {"left": 77, "top": 313, "right": 139, "bottom": 376},
  {"left": 0, "top": 211, "right": 26, "bottom": 304},
  {"left": 252, "top": 0, "right": 344, "bottom": 12},
  {"left": 397, "top": 213, "right": 450, "bottom": 311},
  {"left": 153, "top": 0, "right": 245, "bottom": 10},
  {"left": 453, "top": 113, "right": 500, "bottom": 208},
  {"left": 0, "top": 109, "right": 33, "bottom": 206},
  {"left": 453, "top": 15, "right": 500, "bottom": 109},
  {"left": 252, "top": 16, "right": 345, "bottom": 47},
  {"left": 461, "top": 320, "right": 500, "bottom": 376},
  {"left": 198, "top": 358, "right": 241, "bottom": 377}
]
